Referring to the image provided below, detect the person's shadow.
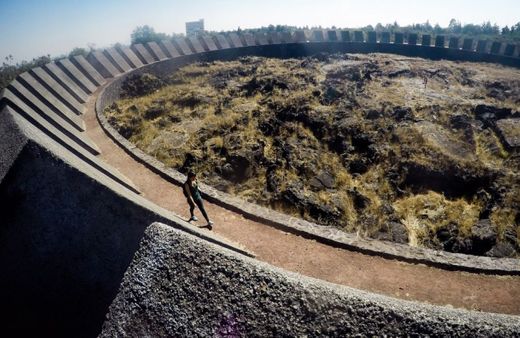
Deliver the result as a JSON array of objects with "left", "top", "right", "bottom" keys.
[{"left": 183, "top": 218, "right": 212, "bottom": 230}]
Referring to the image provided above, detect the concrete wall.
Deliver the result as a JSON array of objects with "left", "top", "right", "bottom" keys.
[
  {"left": 0, "top": 107, "right": 248, "bottom": 337},
  {"left": 100, "top": 223, "right": 520, "bottom": 337}
]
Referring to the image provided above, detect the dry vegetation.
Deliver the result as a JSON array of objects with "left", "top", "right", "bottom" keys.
[{"left": 106, "top": 53, "right": 520, "bottom": 257}]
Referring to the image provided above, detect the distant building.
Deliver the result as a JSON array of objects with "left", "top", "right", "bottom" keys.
[{"left": 186, "top": 19, "right": 205, "bottom": 36}]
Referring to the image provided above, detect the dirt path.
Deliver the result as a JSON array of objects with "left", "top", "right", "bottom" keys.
[{"left": 85, "top": 93, "right": 520, "bottom": 316}]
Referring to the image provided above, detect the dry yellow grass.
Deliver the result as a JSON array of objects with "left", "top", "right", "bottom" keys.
[
  {"left": 105, "top": 54, "right": 520, "bottom": 252},
  {"left": 393, "top": 191, "right": 482, "bottom": 245}
]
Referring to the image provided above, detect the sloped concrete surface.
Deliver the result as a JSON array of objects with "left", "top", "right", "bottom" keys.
[{"left": 100, "top": 223, "right": 520, "bottom": 337}]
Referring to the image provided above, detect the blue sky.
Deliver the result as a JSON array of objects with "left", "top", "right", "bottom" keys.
[{"left": 0, "top": 0, "right": 518, "bottom": 62}]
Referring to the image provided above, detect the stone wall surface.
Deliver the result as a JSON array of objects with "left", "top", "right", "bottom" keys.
[{"left": 100, "top": 223, "right": 520, "bottom": 337}]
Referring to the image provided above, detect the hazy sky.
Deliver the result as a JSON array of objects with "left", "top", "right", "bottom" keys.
[{"left": 1, "top": 0, "right": 518, "bottom": 62}]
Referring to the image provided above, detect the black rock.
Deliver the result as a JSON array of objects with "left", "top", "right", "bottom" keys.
[
  {"left": 398, "top": 162, "right": 495, "bottom": 199},
  {"left": 450, "top": 238, "right": 474, "bottom": 254},
  {"left": 348, "top": 188, "right": 370, "bottom": 210},
  {"left": 504, "top": 227, "right": 518, "bottom": 247},
  {"left": 282, "top": 184, "right": 307, "bottom": 209},
  {"left": 436, "top": 223, "right": 460, "bottom": 251},
  {"left": 348, "top": 159, "right": 369, "bottom": 175},
  {"left": 221, "top": 155, "right": 254, "bottom": 183},
  {"left": 144, "top": 106, "right": 166, "bottom": 119},
  {"left": 473, "top": 104, "right": 512, "bottom": 126},
  {"left": 309, "top": 172, "right": 335, "bottom": 191},
  {"left": 470, "top": 219, "right": 497, "bottom": 255},
  {"left": 121, "top": 73, "right": 165, "bottom": 98},
  {"left": 365, "top": 110, "right": 383, "bottom": 120},
  {"left": 392, "top": 107, "right": 413, "bottom": 121},
  {"left": 322, "top": 86, "right": 343, "bottom": 104},
  {"left": 309, "top": 177, "right": 324, "bottom": 190},
  {"left": 388, "top": 222, "right": 409, "bottom": 244},
  {"left": 449, "top": 114, "right": 472, "bottom": 130},
  {"left": 266, "top": 167, "right": 282, "bottom": 195},
  {"left": 485, "top": 242, "right": 517, "bottom": 258},
  {"left": 317, "top": 172, "right": 335, "bottom": 189},
  {"left": 241, "top": 76, "right": 289, "bottom": 96},
  {"left": 276, "top": 108, "right": 328, "bottom": 139}
]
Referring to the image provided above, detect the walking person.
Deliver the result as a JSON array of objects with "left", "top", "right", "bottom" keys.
[{"left": 184, "top": 171, "right": 214, "bottom": 230}]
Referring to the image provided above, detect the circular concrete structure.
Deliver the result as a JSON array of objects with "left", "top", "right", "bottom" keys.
[{"left": 1, "top": 30, "right": 519, "bottom": 337}]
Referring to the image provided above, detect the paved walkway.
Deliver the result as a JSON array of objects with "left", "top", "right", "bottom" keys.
[{"left": 85, "top": 92, "right": 520, "bottom": 315}]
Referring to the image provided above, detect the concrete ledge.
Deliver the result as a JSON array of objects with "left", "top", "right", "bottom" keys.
[
  {"left": 215, "top": 34, "right": 231, "bottom": 49},
  {"left": 16, "top": 74, "right": 85, "bottom": 130},
  {"left": 159, "top": 39, "right": 181, "bottom": 58},
  {"left": 57, "top": 58, "right": 98, "bottom": 94},
  {"left": 187, "top": 36, "right": 205, "bottom": 53},
  {"left": 228, "top": 32, "right": 243, "bottom": 48},
  {"left": 100, "top": 222, "right": 520, "bottom": 337},
  {"left": 146, "top": 41, "right": 168, "bottom": 61},
  {"left": 44, "top": 62, "right": 90, "bottom": 103},
  {"left": 201, "top": 36, "right": 218, "bottom": 51},
  {"left": 96, "top": 45, "right": 520, "bottom": 275},
  {"left": 104, "top": 47, "right": 132, "bottom": 73},
  {"left": 31, "top": 66, "right": 87, "bottom": 113},
  {"left": 173, "top": 37, "right": 193, "bottom": 55},
  {"left": 89, "top": 51, "right": 121, "bottom": 78},
  {"left": 116, "top": 46, "right": 143, "bottom": 69},
  {"left": 4, "top": 86, "right": 98, "bottom": 154},
  {"left": 71, "top": 55, "right": 106, "bottom": 86}
]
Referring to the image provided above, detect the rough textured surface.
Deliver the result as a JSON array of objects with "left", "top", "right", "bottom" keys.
[
  {"left": 0, "top": 106, "right": 29, "bottom": 181},
  {"left": 496, "top": 118, "right": 520, "bottom": 150},
  {"left": 95, "top": 61, "right": 520, "bottom": 274},
  {"left": 0, "top": 140, "right": 159, "bottom": 338},
  {"left": 0, "top": 108, "right": 248, "bottom": 338},
  {"left": 104, "top": 54, "right": 520, "bottom": 258},
  {"left": 100, "top": 223, "right": 520, "bottom": 337}
]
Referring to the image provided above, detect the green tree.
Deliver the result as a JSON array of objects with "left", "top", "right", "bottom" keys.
[
  {"left": 131, "top": 25, "right": 168, "bottom": 45},
  {"left": 448, "top": 19, "right": 462, "bottom": 34},
  {"left": 69, "top": 47, "right": 89, "bottom": 58}
]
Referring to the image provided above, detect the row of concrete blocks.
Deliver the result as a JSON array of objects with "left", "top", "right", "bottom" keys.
[
  {"left": 89, "top": 31, "right": 519, "bottom": 80},
  {"left": 0, "top": 50, "right": 141, "bottom": 193},
  {"left": 1, "top": 29, "right": 518, "bottom": 199},
  {"left": 307, "top": 30, "right": 518, "bottom": 56}
]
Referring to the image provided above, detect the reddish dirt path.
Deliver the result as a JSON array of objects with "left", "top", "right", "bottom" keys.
[{"left": 85, "top": 93, "right": 520, "bottom": 315}]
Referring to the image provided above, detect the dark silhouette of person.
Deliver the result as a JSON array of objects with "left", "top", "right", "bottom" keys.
[{"left": 183, "top": 171, "right": 213, "bottom": 229}]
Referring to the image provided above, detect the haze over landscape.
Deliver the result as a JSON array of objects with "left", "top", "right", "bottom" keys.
[{"left": 1, "top": 0, "right": 519, "bottom": 62}]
